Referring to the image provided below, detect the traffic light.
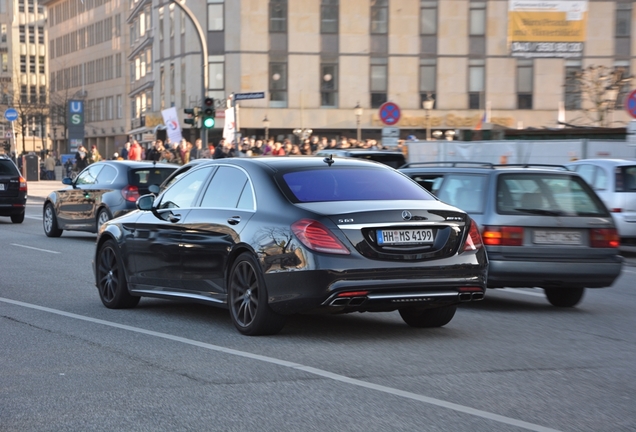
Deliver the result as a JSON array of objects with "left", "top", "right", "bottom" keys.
[
  {"left": 184, "top": 108, "right": 197, "bottom": 127},
  {"left": 202, "top": 97, "right": 215, "bottom": 128}
]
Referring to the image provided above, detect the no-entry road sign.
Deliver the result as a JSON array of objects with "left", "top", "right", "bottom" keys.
[{"left": 379, "top": 102, "right": 401, "bottom": 126}]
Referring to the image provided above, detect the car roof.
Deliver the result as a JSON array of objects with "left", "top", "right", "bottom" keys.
[
  {"left": 567, "top": 158, "right": 636, "bottom": 167},
  {"left": 99, "top": 160, "right": 179, "bottom": 169},
  {"left": 180, "top": 155, "right": 395, "bottom": 171},
  {"left": 400, "top": 162, "right": 571, "bottom": 174}
]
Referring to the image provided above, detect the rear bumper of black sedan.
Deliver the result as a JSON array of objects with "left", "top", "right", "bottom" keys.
[{"left": 263, "top": 253, "right": 488, "bottom": 315}]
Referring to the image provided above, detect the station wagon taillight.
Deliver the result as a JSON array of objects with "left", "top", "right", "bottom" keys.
[
  {"left": 482, "top": 226, "right": 524, "bottom": 246},
  {"left": 292, "top": 219, "right": 350, "bottom": 255},
  {"left": 463, "top": 220, "right": 484, "bottom": 251},
  {"left": 590, "top": 228, "right": 619, "bottom": 248},
  {"left": 19, "top": 176, "right": 27, "bottom": 192},
  {"left": 121, "top": 185, "right": 140, "bottom": 202}
]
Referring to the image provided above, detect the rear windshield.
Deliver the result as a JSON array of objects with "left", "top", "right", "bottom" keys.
[
  {"left": 281, "top": 168, "right": 435, "bottom": 203},
  {"left": 130, "top": 168, "right": 176, "bottom": 188},
  {"left": 435, "top": 174, "right": 488, "bottom": 213},
  {"left": 497, "top": 173, "right": 609, "bottom": 216},
  {"left": 0, "top": 160, "right": 19, "bottom": 176},
  {"left": 614, "top": 166, "right": 636, "bottom": 192}
]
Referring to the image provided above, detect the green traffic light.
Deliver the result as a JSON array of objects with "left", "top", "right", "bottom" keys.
[{"left": 203, "top": 117, "right": 215, "bottom": 128}]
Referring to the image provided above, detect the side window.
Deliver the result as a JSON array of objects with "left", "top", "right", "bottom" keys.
[
  {"left": 76, "top": 164, "right": 103, "bottom": 185},
  {"left": 96, "top": 165, "right": 118, "bottom": 184},
  {"left": 593, "top": 167, "right": 607, "bottom": 190},
  {"left": 411, "top": 174, "right": 444, "bottom": 193},
  {"left": 574, "top": 164, "right": 595, "bottom": 187},
  {"left": 200, "top": 166, "right": 253, "bottom": 209},
  {"left": 158, "top": 167, "right": 210, "bottom": 209},
  {"left": 436, "top": 174, "right": 487, "bottom": 213}
]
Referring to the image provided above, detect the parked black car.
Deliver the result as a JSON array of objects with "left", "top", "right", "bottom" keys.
[
  {"left": 43, "top": 160, "right": 178, "bottom": 237},
  {"left": 93, "top": 157, "right": 488, "bottom": 335},
  {"left": 0, "top": 154, "right": 27, "bottom": 224}
]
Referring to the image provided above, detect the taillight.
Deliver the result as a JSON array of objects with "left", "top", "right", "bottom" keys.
[
  {"left": 610, "top": 208, "right": 622, "bottom": 213},
  {"left": 19, "top": 176, "right": 27, "bottom": 192},
  {"left": 121, "top": 185, "right": 140, "bottom": 202},
  {"left": 482, "top": 226, "right": 524, "bottom": 246},
  {"left": 463, "top": 220, "right": 484, "bottom": 251},
  {"left": 291, "top": 219, "right": 350, "bottom": 255},
  {"left": 590, "top": 228, "right": 619, "bottom": 248}
]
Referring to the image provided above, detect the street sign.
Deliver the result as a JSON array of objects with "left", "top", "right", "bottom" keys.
[
  {"left": 4, "top": 108, "right": 18, "bottom": 122},
  {"left": 5, "top": 131, "right": 12, "bottom": 138},
  {"left": 381, "top": 127, "right": 400, "bottom": 147},
  {"left": 625, "top": 90, "right": 636, "bottom": 119},
  {"left": 378, "top": 102, "right": 401, "bottom": 126},
  {"left": 234, "top": 92, "right": 265, "bottom": 101}
]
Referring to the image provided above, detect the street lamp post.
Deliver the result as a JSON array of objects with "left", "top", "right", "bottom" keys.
[
  {"left": 262, "top": 115, "right": 270, "bottom": 141},
  {"left": 32, "top": 127, "right": 36, "bottom": 153},
  {"left": 354, "top": 102, "right": 363, "bottom": 142},
  {"left": 422, "top": 94, "right": 435, "bottom": 141},
  {"left": 52, "top": 127, "right": 57, "bottom": 154}
]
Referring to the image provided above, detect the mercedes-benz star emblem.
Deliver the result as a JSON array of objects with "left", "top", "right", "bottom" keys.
[{"left": 401, "top": 211, "right": 412, "bottom": 221}]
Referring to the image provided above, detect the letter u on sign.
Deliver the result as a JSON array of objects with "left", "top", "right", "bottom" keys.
[{"left": 70, "top": 101, "right": 83, "bottom": 113}]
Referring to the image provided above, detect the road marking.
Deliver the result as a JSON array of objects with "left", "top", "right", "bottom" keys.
[
  {"left": 622, "top": 268, "right": 636, "bottom": 275},
  {"left": 497, "top": 288, "right": 545, "bottom": 298},
  {"left": 25, "top": 215, "right": 42, "bottom": 220},
  {"left": 0, "top": 297, "right": 561, "bottom": 432},
  {"left": 10, "top": 244, "right": 60, "bottom": 254}
]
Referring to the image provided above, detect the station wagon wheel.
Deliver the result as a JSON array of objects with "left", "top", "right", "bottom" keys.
[
  {"left": 96, "top": 208, "right": 111, "bottom": 231},
  {"left": 43, "top": 203, "right": 63, "bottom": 237},
  {"left": 228, "top": 253, "right": 286, "bottom": 336},
  {"left": 10, "top": 212, "right": 25, "bottom": 224},
  {"left": 544, "top": 287, "right": 585, "bottom": 308},
  {"left": 399, "top": 305, "right": 457, "bottom": 328},
  {"left": 96, "top": 240, "right": 140, "bottom": 309}
]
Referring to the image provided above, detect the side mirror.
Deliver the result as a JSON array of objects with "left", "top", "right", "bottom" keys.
[
  {"left": 148, "top": 184, "right": 160, "bottom": 195},
  {"left": 62, "top": 177, "right": 73, "bottom": 185},
  {"left": 136, "top": 194, "right": 155, "bottom": 211}
]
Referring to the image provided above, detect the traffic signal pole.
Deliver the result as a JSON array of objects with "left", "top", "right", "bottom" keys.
[{"left": 169, "top": 0, "right": 208, "bottom": 148}]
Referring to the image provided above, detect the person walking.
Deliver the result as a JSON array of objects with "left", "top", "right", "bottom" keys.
[
  {"left": 89, "top": 145, "right": 102, "bottom": 164},
  {"left": 75, "top": 145, "right": 89, "bottom": 172},
  {"left": 190, "top": 139, "right": 204, "bottom": 160},
  {"left": 44, "top": 152, "right": 56, "bottom": 180},
  {"left": 128, "top": 140, "right": 142, "bottom": 161}
]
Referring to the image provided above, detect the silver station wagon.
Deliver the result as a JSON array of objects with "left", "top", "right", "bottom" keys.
[{"left": 400, "top": 162, "right": 624, "bottom": 308}]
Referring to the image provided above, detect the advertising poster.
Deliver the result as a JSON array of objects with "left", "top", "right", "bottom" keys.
[
  {"left": 508, "top": 0, "right": 588, "bottom": 58},
  {"left": 161, "top": 107, "right": 183, "bottom": 144}
]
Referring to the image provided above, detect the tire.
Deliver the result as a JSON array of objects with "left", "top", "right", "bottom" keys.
[
  {"left": 11, "top": 212, "right": 25, "bottom": 224},
  {"left": 96, "top": 208, "right": 111, "bottom": 232},
  {"left": 43, "top": 203, "right": 63, "bottom": 237},
  {"left": 545, "top": 287, "right": 584, "bottom": 308},
  {"left": 228, "top": 252, "right": 286, "bottom": 336},
  {"left": 95, "top": 239, "right": 140, "bottom": 309},
  {"left": 399, "top": 305, "right": 457, "bottom": 328}
]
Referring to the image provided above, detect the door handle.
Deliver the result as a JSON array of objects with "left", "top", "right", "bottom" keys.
[{"left": 228, "top": 216, "right": 241, "bottom": 225}]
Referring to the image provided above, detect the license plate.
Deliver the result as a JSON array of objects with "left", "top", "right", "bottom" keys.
[
  {"left": 377, "top": 229, "right": 434, "bottom": 245},
  {"left": 0, "top": 183, "right": 4, "bottom": 191},
  {"left": 533, "top": 230, "right": 581, "bottom": 245}
]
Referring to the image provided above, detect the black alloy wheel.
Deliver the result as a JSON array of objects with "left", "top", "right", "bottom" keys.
[
  {"left": 399, "top": 304, "right": 457, "bottom": 328},
  {"left": 545, "top": 287, "right": 585, "bottom": 308},
  {"left": 96, "top": 240, "right": 140, "bottom": 309},
  {"left": 228, "top": 253, "right": 286, "bottom": 336},
  {"left": 11, "top": 212, "right": 25, "bottom": 224},
  {"left": 43, "top": 203, "right": 63, "bottom": 237}
]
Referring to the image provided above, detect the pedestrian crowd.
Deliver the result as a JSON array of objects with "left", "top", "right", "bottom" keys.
[{"left": 106, "top": 135, "right": 387, "bottom": 166}]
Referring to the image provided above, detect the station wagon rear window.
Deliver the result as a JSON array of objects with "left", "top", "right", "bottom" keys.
[
  {"left": 496, "top": 174, "right": 609, "bottom": 216},
  {"left": 282, "top": 168, "right": 435, "bottom": 203}
]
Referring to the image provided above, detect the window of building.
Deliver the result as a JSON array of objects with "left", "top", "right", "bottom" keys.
[
  {"left": 181, "top": 62, "right": 186, "bottom": 107},
  {"left": 20, "top": 55, "right": 26, "bottom": 73},
  {"left": 270, "top": 0, "right": 287, "bottom": 32},
  {"left": 115, "top": 14, "right": 121, "bottom": 38},
  {"left": 38, "top": 27, "right": 44, "bottom": 44},
  {"left": 19, "top": 25, "right": 25, "bottom": 43},
  {"left": 39, "top": 87, "right": 46, "bottom": 104},
  {"left": 370, "top": 57, "right": 388, "bottom": 108},
  {"left": 208, "top": 2, "right": 224, "bottom": 31},
  {"left": 115, "top": 53, "right": 122, "bottom": 78},
  {"left": 370, "top": 0, "right": 388, "bottom": 34},
  {"left": 170, "top": 62, "right": 175, "bottom": 107},
  {"left": 105, "top": 55, "right": 113, "bottom": 80},
  {"left": 96, "top": 98, "right": 104, "bottom": 121},
  {"left": 269, "top": 62, "right": 288, "bottom": 107},
  {"left": 321, "top": 0, "right": 338, "bottom": 33},
  {"left": 209, "top": 58, "right": 224, "bottom": 90},
  {"left": 564, "top": 62, "right": 581, "bottom": 110},
  {"left": 616, "top": 3, "right": 632, "bottom": 37},
  {"left": 419, "top": 59, "right": 436, "bottom": 107},
  {"left": 30, "top": 85, "right": 37, "bottom": 103},
  {"left": 517, "top": 59, "right": 533, "bottom": 109},
  {"left": 96, "top": 58, "right": 104, "bottom": 82},
  {"left": 79, "top": 28, "right": 86, "bottom": 50},
  {"left": 420, "top": 1, "right": 437, "bottom": 35},
  {"left": 468, "top": 59, "right": 485, "bottom": 109},
  {"left": 321, "top": 63, "right": 338, "bottom": 107},
  {"left": 28, "top": 26, "right": 35, "bottom": 43},
  {"left": 104, "top": 17, "right": 113, "bottom": 41},
  {"left": 116, "top": 94, "right": 123, "bottom": 119},
  {"left": 615, "top": 63, "right": 631, "bottom": 109},
  {"left": 21, "top": 85, "right": 27, "bottom": 103},
  {"left": 146, "top": 49, "right": 152, "bottom": 74},
  {"left": 1, "top": 53, "right": 7, "bottom": 72},
  {"left": 1, "top": 24, "right": 7, "bottom": 43},
  {"left": 159, "top": 7, "right": 164, "bottom": 41},
  {"left": 469, "top": 2, "right": 486, "bottom": 36},
  {"left": 38, "top": 56, "right": 45, "bottom": 74}
]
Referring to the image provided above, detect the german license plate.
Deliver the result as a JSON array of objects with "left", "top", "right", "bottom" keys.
[
  {"left": 533, "top": 230, "right": 581, "bottom": 245},
  {"left": 377, "top": 229, "right": 434, "bottom": 245},
  {"left": 0, "top": 183, "right": 4, "bottom": 191}
]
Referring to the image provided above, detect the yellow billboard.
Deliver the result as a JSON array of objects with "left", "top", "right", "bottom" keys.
[{"left": 508, "top": 1, "right": 588, "bottom": 58}]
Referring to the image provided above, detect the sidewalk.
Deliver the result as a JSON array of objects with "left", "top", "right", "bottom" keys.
[{"left": 27, "top": 179, "right": 66, "bottom": 202}]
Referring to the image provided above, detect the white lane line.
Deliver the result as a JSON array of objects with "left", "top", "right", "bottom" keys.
[
  {"left": 0, "top": 297, "right": 561, "bottom": 432},
  {"left": 10, "top": 244, "right": 60, "bottom": 254},
  {"left": 622, "top": 269, "right": 636, "bottom": 274},
  {"left": 25, "top": 215, "right": 42, "bottom": 220},
  {"left": 496, "top": 288, "right": 545, "bottom": 298}
]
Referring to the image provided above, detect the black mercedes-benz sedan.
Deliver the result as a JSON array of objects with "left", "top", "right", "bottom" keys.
[
  {"left": 43, "top": 160, "right": 178, "bottom": 237},
  {"left": 93, "top": 157, "right": 488, "bottom": 335}
]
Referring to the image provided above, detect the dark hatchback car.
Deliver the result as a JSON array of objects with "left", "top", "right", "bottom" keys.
[
  {"left": 400, "top": 162, "right": 623, "bottom": 307},
  {"left": 43, "top": 160, "right": 177, "bottom": 237},
  {"left": 0, "top": 155, "right": 27, "bottom": 224},
  {"left": 94, "top": 157, "right": 488, "bottom": 335}
]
